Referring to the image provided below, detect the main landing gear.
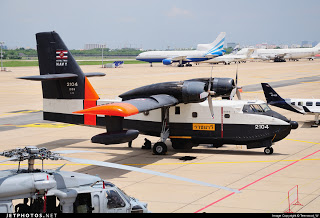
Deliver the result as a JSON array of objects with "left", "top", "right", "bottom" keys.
[
  {"left": 311, "top": 114, "right": 319, "bottom": 128},
  {"left": 142, "top": 108, "right": 170, "bottom": 155},
  {"left": 264, "top": 147, "right": 274, "bottom": 155},
  {"left": 153, "top": 142, "right": 167, "bottom": 155},
  {"left": 141, "top": 139, "right": 168, "bottom": 155}
]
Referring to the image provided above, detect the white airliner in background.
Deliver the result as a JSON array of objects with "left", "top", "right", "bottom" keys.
[
  {"left": 203, "top": 47, "right": 255, "bottom": 65},
  {"left": 251, "top": 43, "right": 320, "bottom": 62},
  {"left": 136, "top": 32, "right": 226, "bottom": 67}
]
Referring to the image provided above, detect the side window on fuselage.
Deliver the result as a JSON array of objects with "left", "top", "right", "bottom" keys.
[{"left": 306, "top": 102, "right": 313, "bottom": 106}]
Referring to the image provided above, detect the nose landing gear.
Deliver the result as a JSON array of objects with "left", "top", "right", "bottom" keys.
[{"left": 264, "top": 147, "right": 274, "bottom": 155}]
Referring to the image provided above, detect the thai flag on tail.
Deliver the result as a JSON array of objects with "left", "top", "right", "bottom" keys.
[{"left": 56, "top": 50, "right": 68, "bottom": 59}]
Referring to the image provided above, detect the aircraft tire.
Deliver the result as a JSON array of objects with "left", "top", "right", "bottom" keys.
[
  {"left": 264, "top": 147, "right": 273, "bottom": 155},
  {"left": 153, "top": 142, "right": 167, "bottom": 155}
]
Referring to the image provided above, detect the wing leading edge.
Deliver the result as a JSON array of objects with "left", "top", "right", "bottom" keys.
[{"left": 74, "top": 94, "right": 179, "bottom": 117}]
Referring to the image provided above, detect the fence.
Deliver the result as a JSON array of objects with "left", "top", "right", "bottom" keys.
[{"left": 285, "top": 185, "right": 303, "bottom": 213}]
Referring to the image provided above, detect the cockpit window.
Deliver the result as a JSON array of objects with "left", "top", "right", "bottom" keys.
[
  {"left": 106, "top": 190, "right": 126, "bottom": 209},
  {"left": 251, "top": 104, "right": 264, "bottom": 112},
  {"left": 243, "top": 103, "right": 271, "bottom": 113},
  {"left": 260, "top": 103, "right": 271, "bottom": 112}
]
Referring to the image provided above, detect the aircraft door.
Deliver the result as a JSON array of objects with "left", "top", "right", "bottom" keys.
[
  {"left": 92, "top": 194, "right": 100, "bottom": 213},
  {"left": 105, "top": 190, "right": 129, "bottom": 213}
]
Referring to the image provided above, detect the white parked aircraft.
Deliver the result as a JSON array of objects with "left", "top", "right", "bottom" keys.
[
  {"left": 136, "top": 32, "right": 226, "bottom": 67},
  {"left": 203, "top": 48, "right": 255, "bottom": 65},
  {"left": 262, "top": 83, "right": 320, "bottom": 127},
  {"left": 251, "top": 43, "right": 320, "bottom": 62}
]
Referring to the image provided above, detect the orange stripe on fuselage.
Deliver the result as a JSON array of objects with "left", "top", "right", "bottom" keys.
[{"left": 84, "top": 77, "right": 99, "bottom": 126}]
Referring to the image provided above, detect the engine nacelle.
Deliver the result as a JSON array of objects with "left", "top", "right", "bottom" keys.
[
  {"left": 212, "top": 78, "right": 235, "bottom": 97},
  {"left": 212, "top": 51, "right": 223, "bottom": 57},
  {"left": 182, "top": 81, "right": 206, "bottom": 103},
  {"left": 119, "top": 78, "right": 235, "bottom": 103},
  {"left": 162, "top": 59, "right": 173, "bottom": 65}
]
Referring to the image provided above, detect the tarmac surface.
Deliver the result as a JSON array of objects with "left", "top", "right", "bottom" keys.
[{"left": 0, "top": 60, "right": 320, "bottom": 213}]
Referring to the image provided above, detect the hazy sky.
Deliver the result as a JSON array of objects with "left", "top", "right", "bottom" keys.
[{"left": 1, "top": 0, "right": 320, "bottom": 49}]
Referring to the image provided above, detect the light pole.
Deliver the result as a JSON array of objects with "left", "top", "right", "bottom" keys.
[
  {"left": 101, "top": 44, "right": 106, "bottom": 68},
  {"left": 0, "top": 42, "right": 4, "bottom": 71}
]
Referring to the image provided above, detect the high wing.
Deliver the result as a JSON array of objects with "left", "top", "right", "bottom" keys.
[{"left": 74, "top": 94, "right": 179, "bottom": 117}]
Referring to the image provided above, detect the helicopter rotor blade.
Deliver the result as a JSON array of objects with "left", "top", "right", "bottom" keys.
[
  {"left": 54, "top": 150, "right": 100, "bottom": 154},
  {"left": 60, "top": 156, "right": 240, "bottom": 193},
  {"left": 0, "top": 157, "right": 19, "bottom": 163}
]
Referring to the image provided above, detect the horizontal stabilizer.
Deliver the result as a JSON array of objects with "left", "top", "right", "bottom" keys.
[
  {"left": 18, "top": 73, "right": 78, "bottom": 81},
  {"left": 84, "top": 72, "right": 106, "bottom": 77},
  {"left": 205, "top": 54, "right": 219, "bottom": 59}
]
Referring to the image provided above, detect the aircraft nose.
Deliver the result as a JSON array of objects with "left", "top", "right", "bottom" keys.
[{"left": 290, "top": 121, "right": 299, "bottom": 129}]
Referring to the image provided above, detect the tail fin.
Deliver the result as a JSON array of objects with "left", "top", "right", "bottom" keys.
[
  {"left": 232, "top": 45, "right": 240, "bottom": 54},
  {"left": 36, "top": 31, "right": 99, "bottom": 100},
  {"left": 196, "top": 32, "right": 226, "bottom": 54},
  {"left": 261, "top": 83, "right": 284, "bottom": 104},
  {"left": 261, "top": 83, "right": 303, "bottom": 114},
  {"left": 246, "top": 48, "right": 255, "bottom": 58},
  {"left": 314, "top": 43, "right": 320, "bottom": 48},
  {"left": 19, "top": 31, "right": 100, "bottom": 126}
]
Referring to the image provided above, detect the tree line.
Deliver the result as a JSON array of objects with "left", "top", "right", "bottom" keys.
[
  {"left": 1, "top": 47, "right": 143, "bottom": 60},
  {"left": 1, "top": 47, "right": 233, "bottom": 60}
]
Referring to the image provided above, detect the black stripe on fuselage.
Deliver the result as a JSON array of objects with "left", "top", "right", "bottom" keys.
[
  {"left": 43, "top": 112, "right": 291, "bottom": 146},
  {"left": 123, "top": 119, "right": 291, "bottom": 145},
  {"left": 43, "top": 112, "right": 84, "bottom": 125}
]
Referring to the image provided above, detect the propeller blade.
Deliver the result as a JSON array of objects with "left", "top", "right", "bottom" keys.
[
  {"left": 200, "top": 92, "right": 209, "bottom": 99},
  {"left": 208, "top": 96, "right": 214, "bottom": 118},
  {"left": 229, "top": 88, "right": 237, "bottom": 100},
  {"left": 208, "top": 66, "right": 213, "bottom": 92},
  {"left": 235, "top": 62, "right": 239, "bottom": 86},
  {"left": 60, "top": 156, "right": 240, "bottom": 193},
  {"left": 236, "top": 89, "right": 242, "bottom": 100}
]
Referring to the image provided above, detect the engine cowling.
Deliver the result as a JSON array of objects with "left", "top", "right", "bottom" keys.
[
  {"left": 212, "top": 51, "right": 223, "bottom": 57},
  {"left": 212, "top": 78, "right": 235, "bottom": 97},
  {"left": 162, "top": 59, "right": 173, "bottom": 65},
  {"left": 181, "top": 81, "right": 206, "bottom": 103},
  {"left": 119, "top": 78, "right": 235, "bottom": 103}
]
